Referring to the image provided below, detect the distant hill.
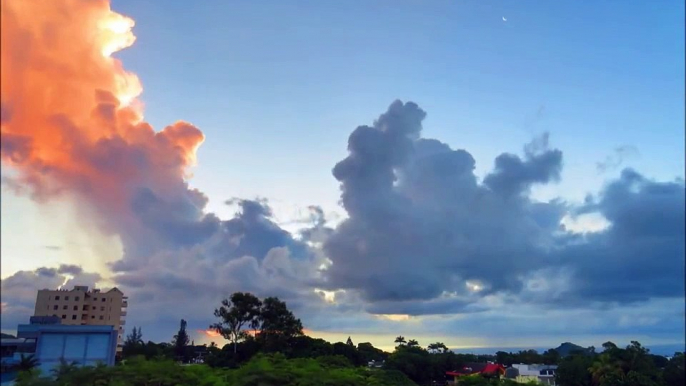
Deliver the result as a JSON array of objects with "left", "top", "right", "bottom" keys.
[
  {"left": 1, "top": 333, "right": 16, "bottom": 339},
  {"left": 554, "top": 342, "right": 591, "bottom": 357}
]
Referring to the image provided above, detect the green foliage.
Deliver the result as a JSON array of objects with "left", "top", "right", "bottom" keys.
[
  {"left": 663, "top": 352, "right": 685, "bottom": 386},
  {"left": 17, "top": 353, "right": 39, "bottom": 371},
  {"left": 555, "top": 341, "right": 677, "bottom": 386},
  {"left": 211, "top": 292, "right": 262, "bottom": 354},
  {"left": 556, "top": 353, "right": 594, "bottom": 386}
]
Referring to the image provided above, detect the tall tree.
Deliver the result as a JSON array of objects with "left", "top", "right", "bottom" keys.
[
  {"left": 394, "top": 336, "right": 406, "bottom": 346},
  {"left": 346, "top": 336, "right": 354, "bottom": 346},
  {"left": 407, "top": 339, "right": 419, "bottom": 348},
  {"left": 257, "top": 297, "right": 303, "bottom": 351},
  {"left": 428, "top": 342, "right": 448, "bottom": 353},
  {"left": 211, "top": 292, "right": 262, "bottom": 354},
  {"left": 173, "top": 319, "right": 189, "bottom": 361}
]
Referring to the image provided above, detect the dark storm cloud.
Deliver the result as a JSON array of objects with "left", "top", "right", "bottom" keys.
[
  {"left": 130, "top": 187, "right": 220, "bottom": 247},
  {"left": 483, "top": 132, "right": 563, "bottom": 198},
  {"left": 553, "top": 169, "right": 685, "bottom": 305},
  {"left": 323, "top": 100, "right": 566, "bottom": 304},
  {"left": 212, "top": 198, "right": 311, "bottom": 261},
  {"left": 322, "top": 100, "right": 684, "bottom": 314}
]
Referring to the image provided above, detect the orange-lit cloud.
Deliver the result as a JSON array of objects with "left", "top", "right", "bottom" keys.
[
  {"left": 199, "top": 329, "right": 221, "bottom": 338},
  {"left": 1, "top": 0, "right": 207, "bottom": 262}
]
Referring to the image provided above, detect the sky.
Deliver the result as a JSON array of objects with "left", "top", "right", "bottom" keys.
[{"left": 1, "top": 0, "right": 684, "bottom": 354}]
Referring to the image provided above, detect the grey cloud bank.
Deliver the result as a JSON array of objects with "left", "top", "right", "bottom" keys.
[{"left": 2, "top": 100, "right": 684, "bottom": 346}]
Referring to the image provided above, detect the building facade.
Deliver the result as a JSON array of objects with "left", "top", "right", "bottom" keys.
[
  {"left": 511, "top": 364, "right": 558, "bottom": 385},
  {"left": 1, "top": 321, "right": 117, "bottom": 384},
  {"left": 33, "top": 286, "right": 127, "bottom": 351}
]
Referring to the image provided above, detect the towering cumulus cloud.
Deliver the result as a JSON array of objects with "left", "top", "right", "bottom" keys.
[
  {"left": 2, "top": 0, "right": 683, "bottom": 342},
  {"left": 1, "top": 0, "right": 210, "bottom": 264},
  {"left": 0, "top": 0, "right": 323, "bottom": 334},
  {"left": 323, "top": 100, "right": 684, "bottom": 316}
]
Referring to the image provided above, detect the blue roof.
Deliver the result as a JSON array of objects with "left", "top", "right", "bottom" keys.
[{"left": 17, "top": 324, "right": 115, "bottom": 333}]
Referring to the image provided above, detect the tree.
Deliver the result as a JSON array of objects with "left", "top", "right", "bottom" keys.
[
  {"left": 346, "top": 336, "right": 354, "bottom": 346},
  {"left": 542, "top": 348, "right": 561, "bottom": 365},
  {"left": 172, "top": 319, "right": 190, "bottom": 361},
  {"left": 664, "top": 352, "right": 685, "bottom": 386},
  {"left": 211, "top": 292, "right": 262, "bottom": 354},
  {"left": 589, "top": 353, "right": 624, "bottom": 386},
  {"left": 256, "top": 297, "right": 303, "bottom": 352},
  {"left": 427, "top": 342, "right": 448, "bottom": 354},
  {"left": 556, "top": 354, "right": 594, "bottom": 386},
  {"left": 123, "top": 326, "right": 144, "bottom": 358},
  {"left": 394, "top": 336, "right": 406, "bottom": 346},
  {"left": 51, "top": 359, "right": 79, "bottom": 380},
  {"left": 17, "top": 354, "right": 39, "bottom": 371},
  {"left": 406, "top": 339, "right": 419, "bottom": 348}
]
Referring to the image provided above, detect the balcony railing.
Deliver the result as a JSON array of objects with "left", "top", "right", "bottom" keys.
[
  {"left": 121, "top": 301, "right": 128, "bottom": 308},
  {"left": 120, "top": 311, "right": 127, "bottom": 317}
]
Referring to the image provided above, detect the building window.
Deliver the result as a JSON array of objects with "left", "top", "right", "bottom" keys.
[
  {"left": 63, "top": 305, "right": 68, "bottom": 310},
  {"left": 99, "top": 316, "right": 104, "bottom": 320},
  {"left": 83, "top": 305, "right": 88, "bottom": 311},
  {"left": 102, "top": 298, "right": 106, "bottom": 302},
  {"left": 71, "top": 315, "right": 77, "bottom": 320},
  {"left": 92, "top": 315, "right": 95, "bottom": 319},
  {"left": 53, "top": 305, "right": 58, "bottom": 310},
  {"left": 73, "top": 306, "right": 78, "bottom": 311},
  {"left": 75, "top": 296, "right": 80, "bottom": 301},
  {"left": 101, "top": 307, "right": 105, "bottom": 311},
  {"left": 61, "top": 315, "right": 66, "bottom": 319},
  {"left": 65, "top": 296, "right": 69, "bottom": 301},
  {"left": 93, "top": 298, "right": 97, "bottom": 301},
  {"left": 47, "top": 305, "right": 49, "bottom": 309},
  {"left": 55, "top": 296, "right": 60, "bottom": 300}
]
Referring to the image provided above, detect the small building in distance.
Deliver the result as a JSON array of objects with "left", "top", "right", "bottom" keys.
[
  {"left": 446, "top": 362, "right": 505, "bottom": 384},
  {"left": 509, "top": 364, "right": 558, "bottom": 385},
  {"left": 33, "top": 285, "right": 127, "bottom": 352}
]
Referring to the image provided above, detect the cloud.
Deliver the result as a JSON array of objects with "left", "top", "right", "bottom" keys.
[
  {"left": 0, "top": 266, "right": 101, "bottom": 330},
  {"left": 596, "top": 145, "right": 640, "bottom": 173},
  {"left": 323, "top": 101, "right": 567, "bottom": 305},
  {"left": 321, "top": 100, "right": 683, "bottom": 317},
  {"left": 1, "top": 0, "right": 683, "bottom": 346}
]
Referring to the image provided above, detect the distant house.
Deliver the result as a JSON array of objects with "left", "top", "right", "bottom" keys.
[
  {"left": 367, "top": 360, "right": 384, "bottom": 368},
  {"left": 507, "top": 364, "right": 558, "bottom": 385},
  {"left": 446, "top": 362, "right": 505, "bottom": 383}
]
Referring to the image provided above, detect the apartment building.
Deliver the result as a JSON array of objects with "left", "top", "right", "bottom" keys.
[{"left": 33, "top": 285, "right": 128, "bottom": 351}]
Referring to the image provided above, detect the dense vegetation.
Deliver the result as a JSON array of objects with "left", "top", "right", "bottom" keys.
[
  {"left": 555, "top": 342, "right": 684, "bottom": 386},
  {"left": 11, "top": 292, "right": 685, "bottom": 386},
  {"left": 14, "top": 354, "right": 416, "bottom": 386}
]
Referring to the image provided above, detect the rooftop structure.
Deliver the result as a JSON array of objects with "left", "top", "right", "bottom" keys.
[{"left": 33, "top": 285, "right": 127, "bottom": 352}]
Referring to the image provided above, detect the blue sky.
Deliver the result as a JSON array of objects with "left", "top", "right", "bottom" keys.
[{"left": 1, "top": 0, "right": 684, "bottom": 351}]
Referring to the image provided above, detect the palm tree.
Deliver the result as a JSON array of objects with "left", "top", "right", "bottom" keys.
[
  {"left": 407, "top": 339, "right": 419, "bottom": 348},
  {"left": 428, "top": 342, "right": 448, "bottom": 353},
  {"left": 394, "top": 336, "right": 406, "bottom": 346},
  {"left": 589, "top": 354, "right": 623, "bottom": 386},
  {"left": 51, "top": 358, "right": 79, "bottom": 379},
  {"left": 17, "top": 353, "right": 39, "bottom": 371}
]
